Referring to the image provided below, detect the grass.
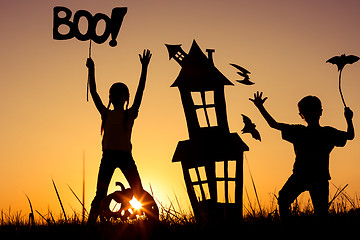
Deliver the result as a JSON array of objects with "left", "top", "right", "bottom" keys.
[
  {"left": 1, "top": 204, "right": 360, "bottom": 240},
  {"left": 1, "top": 176, "right": 360, "bottom": 239},
  {"left": 1, "top": 188, "right": 360, "bottom": 240}
]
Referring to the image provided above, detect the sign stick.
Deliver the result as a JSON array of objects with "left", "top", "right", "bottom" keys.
[{"left": 87, "top": 40, "right": 92, "bottom": 102}]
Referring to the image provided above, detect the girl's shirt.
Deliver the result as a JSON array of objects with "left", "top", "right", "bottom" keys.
[{"left": 102, "top": 108, "right": 138, "bottom": 151}]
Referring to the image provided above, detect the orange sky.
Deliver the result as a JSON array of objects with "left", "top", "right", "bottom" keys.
[{"left": 1, "top": 0, "right": 360, "bottom": 218}]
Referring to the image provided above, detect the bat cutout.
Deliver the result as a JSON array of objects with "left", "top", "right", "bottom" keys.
[
  {"left": 230, "top": 63, "right": 254, "bottom": 85},
  {"left": 326, "top": 54, "right": 360, "bottom": 107},
  {"left": 326, "top": 54, "right": 359, "bottom": 72},
  {"left": 241, "top": 114, "right": 261, "bottom": 141}
]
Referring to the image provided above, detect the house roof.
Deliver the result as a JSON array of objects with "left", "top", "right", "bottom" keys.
[
  {"left": 170, "top": 40, "right": 233, "bottom": 91},
  {"left": 172, "top": 133, "right": 249, "bottom": 164}
]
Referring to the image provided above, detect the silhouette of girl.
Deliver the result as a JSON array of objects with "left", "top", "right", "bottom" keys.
[{"left": 86, "top": 49, "right": 152, "bottom": 223}]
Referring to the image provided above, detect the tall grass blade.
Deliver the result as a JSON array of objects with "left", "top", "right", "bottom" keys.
[
  {"left": 244, "top": 154, "right": 263, "bottom": 216},
  {"left": 329, "top": 183, "right": 348, "bottom": 207},
  {"left": 355, "top": 193, "right": 360, "bottom": 208},
  {"left": 52, "top": 179, "right": 67, "bottom": 222},
  {"left": 173, "top": 192, "right": 182, "bottom": 214},
  {"left": 82, "top": 150, "right": 86, "bottom": 223},
  {"left": 24, "top": 194, "right": 35, "bottom": 225},
  {"left": 341, "top": 189, "right": 356, "bottom": 209},
  {"left": 35, "top": 210, "right": 49, "bottom": 224},
  {"left": 244, "top": 186, "right": 255, "bottom": 217},
  {"left": 8, "top": 206, "right": 11, "bottom": 223},
  {"left": 48, "top": 209, "right": 55, "bottom": 223},
  {"left": 67, "top": 184, "right": 88, "bottom": 216},
  {"left": 149, "top": 183, "right": 154, "bottom": 196}
]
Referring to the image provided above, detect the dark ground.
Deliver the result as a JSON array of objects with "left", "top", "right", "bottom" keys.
[{"left": 1, "top": 214, "right": 360, "bottom": 240}]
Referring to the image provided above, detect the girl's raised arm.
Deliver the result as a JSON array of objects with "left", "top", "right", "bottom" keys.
[
  {"left": 87, "top": 58, "right": 107, "bottom": 116},
  {"left": 132, "top": 49, "right": 152, "bottom": 111}
]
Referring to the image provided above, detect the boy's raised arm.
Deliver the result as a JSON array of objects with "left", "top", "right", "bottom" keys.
[
  {"left": 132, "top": 49, "right": 152, "bottom": 111},
  {"left": 250, "top": 91, "right": 284, "bottom": 130},
  {"left": 86, "top": 58, "right": 106, "bottom": 116},
  {"left": 345, "top": 107, "right": 355, "bottom": 140}
]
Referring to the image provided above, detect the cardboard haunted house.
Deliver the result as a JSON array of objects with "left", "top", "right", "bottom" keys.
[{"left": 167, "top": 40, "right": 249, "bottom": 222}]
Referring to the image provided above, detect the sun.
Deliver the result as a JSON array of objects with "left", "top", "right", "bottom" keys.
[{"left": 129, "top": 196, "right": 142, "bottom": 210}]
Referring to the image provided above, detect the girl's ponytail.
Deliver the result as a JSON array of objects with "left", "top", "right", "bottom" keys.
[{"left": 101, "top": 100, "right": 111, "bottom": 135}]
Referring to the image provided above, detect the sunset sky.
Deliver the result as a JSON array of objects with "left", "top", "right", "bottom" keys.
[{"left": 1, "top": 0, "right": 360, "bottom": 218}]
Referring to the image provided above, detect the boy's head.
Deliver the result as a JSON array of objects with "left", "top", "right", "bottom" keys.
[
  {"left": 298, "top": 96, "right": 323, "bottom": 125},
  {"left": 109, "top": 82, "right": 129, "bottom": 109}
]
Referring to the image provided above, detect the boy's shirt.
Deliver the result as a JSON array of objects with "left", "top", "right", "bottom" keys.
[{"left": 281, "top": 124, "right": 347, "bottom": 180}]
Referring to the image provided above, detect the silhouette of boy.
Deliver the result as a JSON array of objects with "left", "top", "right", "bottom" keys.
[
  {"left": 250, "top": 91, "right": 354, "bottom": 220},
  {"left": 86, "top": 49, "right": 152, "bottom": 224}
]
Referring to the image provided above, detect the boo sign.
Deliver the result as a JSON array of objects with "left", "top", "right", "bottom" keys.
[{"left": 53, "top": 6, "right": 127, "bottom": 47}]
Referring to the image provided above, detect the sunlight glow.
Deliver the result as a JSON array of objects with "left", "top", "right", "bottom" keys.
[{"left": 129, "top": 196, "right": 142, "bottom": 210}]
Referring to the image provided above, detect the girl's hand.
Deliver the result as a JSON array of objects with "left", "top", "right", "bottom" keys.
[
  {"left": 249, "top": 91, "right": 268, "bottom": 108},
  {"left": 86, "top": 58, "right": 94, "bottom": 70},
  {"left": 139, "top": 49, "right": 152, "bottom": 67}
]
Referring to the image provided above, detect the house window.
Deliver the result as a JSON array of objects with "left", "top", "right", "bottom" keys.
[
  {"left": 217, "top": 181, "right": 226, "bottom": 203},
  {"left": 228, "top": 161, "right": 236, "bottom": 178},
  {"left": 175, "top": 51, "right": 186, "bottom": 61},
  {"left": 191, "top": 91, "right": 217, "bottom": 128},
  {"left": 228, "top": 181, "right": 236, "bottom": 203},
  {"left": 215, "top": 161, "right": 237, "bottom": 179},
  {"left": 191, "top": 91, "right": 202, "bottom": 105},
  {"left": 205, "top": 91, "right": 214, "bottom": 104},
  {"left": 189, "top": 166, "right": 210, "bottom": 201},
  {"left": 217, "top": 180, "right": 236, "bottom": 204},
  {"left": 194, "top": 183, "right": 210, "bottom": 202},
  {"left": 215, "top": 160, "right": 236, "bottom": 203},
  {"left": 215, "top": 161, "right": 224, "bottom": 178}
]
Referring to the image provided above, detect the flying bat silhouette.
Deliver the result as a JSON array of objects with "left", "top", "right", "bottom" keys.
[
  {"left": 230, "top": 63, "right": 254, "bottom": 85},
  {"left": 241, "top": 114, "right": 261, "bottom": 141},
  {"left": 326, "top": 54, "right": 359, "bottom": 71}
]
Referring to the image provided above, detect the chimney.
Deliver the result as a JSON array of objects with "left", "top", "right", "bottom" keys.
[{"left": 206, "top": 49, "right": 215, "bottom": 65}]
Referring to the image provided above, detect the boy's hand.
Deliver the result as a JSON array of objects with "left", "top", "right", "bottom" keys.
[
  {"left": 86, "top": 58, "right": 94, "bottom": 70},
  {"left": 249, "top": 91, "right": 268, "bottom": 108},
  {"left": 345, "top": 107, "right": 353, "bottom": 121},
  {"left": 139, "top": 49, "right": 152, "bottom": 67}
]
